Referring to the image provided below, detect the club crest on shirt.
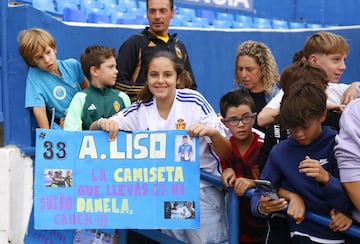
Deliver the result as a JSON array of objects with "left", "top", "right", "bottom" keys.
[
  {"left": 175, "top": 44, "right": 183, "bottom": 59},
  {"left": 148, "top": 41, "right": 156, "bottom": 47},
  {"left": 176, "top": 119, "right": 186, "bottom": 130},
  {"left": 53, "top": 85, "right": 66, "bottom": 100},
  {"left": 113, "top": 101, "right": 121, "bottom": 113}
]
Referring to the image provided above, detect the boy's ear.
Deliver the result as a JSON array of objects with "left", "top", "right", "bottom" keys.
[
  {"left": 309, "top": 54, "right": 318, "bottom": 64},
  {"left": 252, "top": 112, "right": 257, "bottom": 125},
  {"left": 220, "top": 117, "right": 229, "bottom": 128},
  {"left": 319, "top": 110, "right": 327, "bottom": 123},
  {"left": 89, "top": 65, "right": 97, "bottom": 77}
]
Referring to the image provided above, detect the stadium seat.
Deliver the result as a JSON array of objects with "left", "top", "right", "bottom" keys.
[
  {"left": 55, "top": 0, "right": 79, "bottom": 14},
  {"left": 107, "top": 3, "right": 127, "bottom": 14},
  {"left": 112, "top": 11, "right": 136, "bottom": 24},
  {"left": 288, "top": 21, "right": 306, "bottom": 29},
  {"left": 135, "top": 14, "right": 148, "bottom": 25},
  {"left": 177, "top": 7, "right": 196, "bottom": 22},
  {"left": 80, "top": 0, "right": 103, "bottom": 13},
  {"left": 253, "top": 17, "right": 272, "bottom": 29},
  {"left": 170, "top": 15, "right": 184, "bottom": 27},
  {"left": 216, "top": 12, "right": 234, "bottom": 22},
  {"left": 85, "top": 6, "right": 107, "bottom": 16},
  {"left": 63, "top": 7, "right": 87, "bottom": 22},
  {"left": 138, "top": 1, "right": 146, "bottom": 12},
  {"left": 306, "top": 23, "right": 324, "bottom": 28},
  {"left": 87, "top": 11, "right": 110, "bottom": 23},
  {"left": 192, "top": 17, "right": 210, "bottom": 28},
  {"left": 232, "top": 21, "right": 253, "bottom": 29},
  {"left": 211, "top": 19, "right": 233, "bottom": 29},
  {"left": 236, "top": 14, "right": 253, "bottom": 24},
  {"left": 271, "top": 19, "right": 289, "bottom": 29},
  {"left": 118, "top": 0, "right": 137, "bottom": 12},
  {"left": 32, "top": 0, "right": 56, "bottom": 13},
  {"left": 197, "top": 9, "right": 215, "bottom": 25},
  {"left": 100, "top": 0, "right": 117, "bottom": 6},
  {"left": 182, "top": 21, "right": 202, "bottom": 28}
]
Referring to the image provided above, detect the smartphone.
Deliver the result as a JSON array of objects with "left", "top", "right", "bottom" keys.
[{"left": 254, "top": 179, "right": 279, "bottom": 200}]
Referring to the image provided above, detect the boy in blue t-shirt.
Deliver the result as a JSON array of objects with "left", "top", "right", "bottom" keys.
[
  {"left": 19, "top": 28, "right": 89, "bottom": 128},
  {"left": 178, "top": 135, "right": 193, "bottom": 161}
]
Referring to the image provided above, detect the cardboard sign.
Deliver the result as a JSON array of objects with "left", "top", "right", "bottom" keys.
[{"left": 34, "top": 129, "right": 199, "bottom": 230}]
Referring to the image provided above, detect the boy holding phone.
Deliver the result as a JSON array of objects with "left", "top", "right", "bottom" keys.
[{"left": 251, "top": 81, "right": 353, "bottom": 243}]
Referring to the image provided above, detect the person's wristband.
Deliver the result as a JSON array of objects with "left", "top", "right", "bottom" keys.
[{"left": 97, "top": 117, "right": 103, "bottom": 130}]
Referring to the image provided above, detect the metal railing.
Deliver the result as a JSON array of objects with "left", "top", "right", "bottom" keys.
[{"left": 115, "top": 170, "right": 360, "bottom": 243}]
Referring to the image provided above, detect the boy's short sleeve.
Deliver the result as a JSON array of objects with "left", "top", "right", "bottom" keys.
[
  {"left": 265, "top": 89, "right": 283, "bottom": 109},
  {"left": 335, "top": 99, "right": 360, "bottom": 182},
  {"left": 25, "top": 67, "right": 46, "bottom": 108}
]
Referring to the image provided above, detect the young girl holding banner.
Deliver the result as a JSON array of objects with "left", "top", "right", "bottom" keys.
[{"left": 90, "top": 50, "right": 231, "bottom": 244}]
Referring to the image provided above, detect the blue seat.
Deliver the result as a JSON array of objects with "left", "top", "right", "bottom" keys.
[
  {"left": 170, "top": 15, "right": 184, "bottom": 27},
  {"left": 107, "top": 3, "right": 127, "bottom": 14},
  {"left": 232, "top": 21, "right": 253, "bottom": 29},
  {"left": 211, "top": 19, "right": 232, "bottom": 29},
  {"left": 110, "top": 11, "right": 135, "bottom": 23},
  {"left": 135, "top": 14, "right": 148, "bottom": 25},
  {"left": 137, "top": 1, "right": 146, "bottom": 12},
  {"left": 216, "top": 12, "right": 234, "bottom": 22},
  {"left": 177, "top": 7, "right": 196, "bottom": 22},
  {"left": 87, "top": 11, "right": 110, "bottom": 23},
  {"left": 236, "top": 14, "right": 253, "bottom": 24},
  {"left": 192, "top": 17, "right": 210, "bottom": 28},
  {"left": 183, "top": 20, "right": 203, "bottom": 28},
  {"left": 113, "top": 11, "right": 137, "bottom": 24},
  {"left": 116, "top": 18, "right": 138, "bottom": 25},
  {"left": 55, "top": 0, "right": 79, "bottom": 14},
  {"left": 197, "top": 9, "right": 215, "bottom": 25},
  {"left": 288, "top": 21, "right": 306, "bottom": 29},
  {"left": 253, "top": 17, "right": 272, "bottom": 29},
  {"left": 271, "top": 19, "right": 289, "bottom": 29},
  {"left": 80, "top": 0, "right": 103, "bottom": 13},
  {"left": 118, "top": 0, "right": 137, "bottom": 12},
  {"left": 63, "top": 7, "right": 87, "bottom": 22},
  {"left": 32, "top": 0, "right": 56, "bottom": 13},
  {"left": 306, "top": 23, "right": 324, "bottom": 28},
  {"left": 99, "top": 0, "right": 117, "bottom": 6}
]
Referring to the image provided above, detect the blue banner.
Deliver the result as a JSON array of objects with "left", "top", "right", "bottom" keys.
[
  {"left": 176, "top": 0, "right": 254, "bottom": 11},
  {"left": 34, "top": 129, "right": 200, "bottom": 230}
]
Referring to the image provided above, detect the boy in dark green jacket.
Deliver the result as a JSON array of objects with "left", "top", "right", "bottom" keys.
[{"left": 64, "top": 45, "right": 130, "bottom": 130}]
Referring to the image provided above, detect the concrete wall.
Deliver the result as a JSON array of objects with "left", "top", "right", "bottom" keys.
[{"left": 0, "top": 146, "right": 33, "bottom": 243}]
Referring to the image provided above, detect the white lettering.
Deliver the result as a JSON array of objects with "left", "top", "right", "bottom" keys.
[
  {"left": 78, "top": 135, "right": 98, "bottom": 159},
  {"left": 150, "top": 133, "right": 166, "bottom": 158},
  {"left": 134, "top": 134, "right": 148, "bottom": 159},
  {"left": 203, "top": 0, "right": 251, "bottom": 9},
  {"left": 109, "top": 133, "right": 167, "bottom": 159},
  {"left": 110, "top": 139, "right": 125, "bottom": 159}
]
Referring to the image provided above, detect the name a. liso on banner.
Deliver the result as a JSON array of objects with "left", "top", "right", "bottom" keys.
[{"left": 34, "top": 129, "right": 200, "bottom": 230}]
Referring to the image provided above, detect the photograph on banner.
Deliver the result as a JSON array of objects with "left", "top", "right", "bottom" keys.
[
  {"left": 34, "top": 129, "right": 200, "bottom": 230},
  {"left": 44, "top": 169, "right": 72, "bottom": 187},
  {"left": 73, "top": 229, "right": 114, "bottom": 244},
  {"left": 175, "top": 135, "right": 195, "bottom": 162},
  {"left": 164, "top": 200, "right": 196, "bottom": 219}
]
